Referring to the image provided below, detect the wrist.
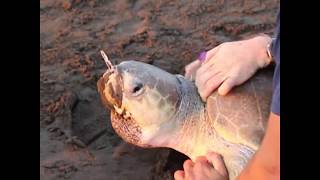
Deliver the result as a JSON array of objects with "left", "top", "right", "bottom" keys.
[{"left": 251, "top": 34, "right": 274, "bottom": 68}]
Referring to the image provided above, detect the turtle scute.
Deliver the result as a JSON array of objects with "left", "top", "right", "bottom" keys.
[{"left": 206, "top": 69, "right": 273, "bottom": 150}]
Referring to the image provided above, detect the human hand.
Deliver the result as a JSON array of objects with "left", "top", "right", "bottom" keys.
[
  {"left": 195, "top": 35, "right": 272, "bottom": 101},
  {"left": 174, "top": 152, "right": 229, "bottom": 180}
]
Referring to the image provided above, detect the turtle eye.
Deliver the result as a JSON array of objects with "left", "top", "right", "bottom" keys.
[{"left": 131, "top": 82, "right": 144, "bottom": 96}]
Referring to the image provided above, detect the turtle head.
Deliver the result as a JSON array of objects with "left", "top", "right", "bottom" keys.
[{"left": 97, "top": 60, "right": 184, "bottom": 147}]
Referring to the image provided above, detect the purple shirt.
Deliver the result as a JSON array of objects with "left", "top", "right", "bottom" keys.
[{"left": 270, "top": 9, "right": 280, "bottom": 116}]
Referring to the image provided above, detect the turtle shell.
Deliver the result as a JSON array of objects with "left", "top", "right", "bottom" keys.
[{"left": 206, "top": 67, "right": 274, "bottom": 150}]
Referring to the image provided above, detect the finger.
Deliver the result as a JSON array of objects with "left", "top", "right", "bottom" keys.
[
  {"left": 195, "top": 156, "right": 209, "bottom": 164},
  {"left": 197, "top": 52, "right": 220, "bottom": 79},
  {"left": 199, "top": 72, "right": 224, "bottom": 101},
  {"left": 197, "top": 67, "right": 220, "bottom": 90},
  {"left": 195, "top": 61, "right": 218, "bottom": 89},
  {"left": 174, "top": 170, "right": 185, "bottom": 180},
  {"left": 195, "top": 65, "right": 210, "bottom": 88},
  {"left": 206, "top": 152, "right": 228, "bottom": 176},
  {"left": 203, "top": 45, "right": 221, "bottom": 64},
  {"left": 189, "top": 74, "right": 194, "bottom": 81},
  {"left": 218, "top": 77, "right": 238, "bottom": 96},
  {"left": 200, "top": 58, "right": 216, "bottom": 75},
  {"left": 185, "top": 60, "right": 201, "bottom": 79},
  {"left": 194, "top": 156, "right": 213, "bottom": 171},
  {"left": 183, "top": 159, "right": 194, "bottom": 172},
  {"left": 185, "top": 70, "right": 192, "bottom": 80},
  {"left": 183, "top": 160, "right": 194, "bottom": 179},
  {"left": 195, "top": 61, "right": 209, "bottom": 78},
  {"left": 185, "top": 60, "right": 200, "bottom": 73}
]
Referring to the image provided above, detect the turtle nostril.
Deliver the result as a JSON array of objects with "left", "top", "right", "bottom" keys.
[{"left": 104, "top": 80, "right": 123, "bottom": 108}]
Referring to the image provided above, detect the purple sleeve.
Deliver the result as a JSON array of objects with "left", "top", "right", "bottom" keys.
[{"left": 270, "top": 9, "right": 280, "bottom": 116}]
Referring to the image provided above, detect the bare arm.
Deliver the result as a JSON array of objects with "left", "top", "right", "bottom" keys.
[{"left": 237, "top": 112, "right": 280, "bottom": 180}]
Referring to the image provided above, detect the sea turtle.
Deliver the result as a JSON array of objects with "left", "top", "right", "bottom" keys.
[{"left": 97, "top": 53, "right": 273, "bottom": 180}]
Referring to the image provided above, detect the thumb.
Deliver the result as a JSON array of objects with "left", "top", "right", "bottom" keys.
[
  {"left": 206, "top": 152, "right": 228, "bottom": 176},
  {"left": 218, "top": 77, "right": 237, "bottom": 96}
]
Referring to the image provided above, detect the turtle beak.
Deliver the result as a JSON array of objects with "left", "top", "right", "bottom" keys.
[{"left": 97, "top": 67, "right": 123, "bottom": 110}]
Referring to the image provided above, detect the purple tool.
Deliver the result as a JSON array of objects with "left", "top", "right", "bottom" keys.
[{"left": 198, "top": 51, "right": 207, "bottom": 62}]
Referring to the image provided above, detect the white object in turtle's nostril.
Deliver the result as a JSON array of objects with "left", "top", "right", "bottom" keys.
[{"left": 100, "top": 50, "right": 114, "bottom": 70}]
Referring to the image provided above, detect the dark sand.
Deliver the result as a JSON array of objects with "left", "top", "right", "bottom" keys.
[{"left": 40, "top": 0, "right": 279, "bottom": 179}]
